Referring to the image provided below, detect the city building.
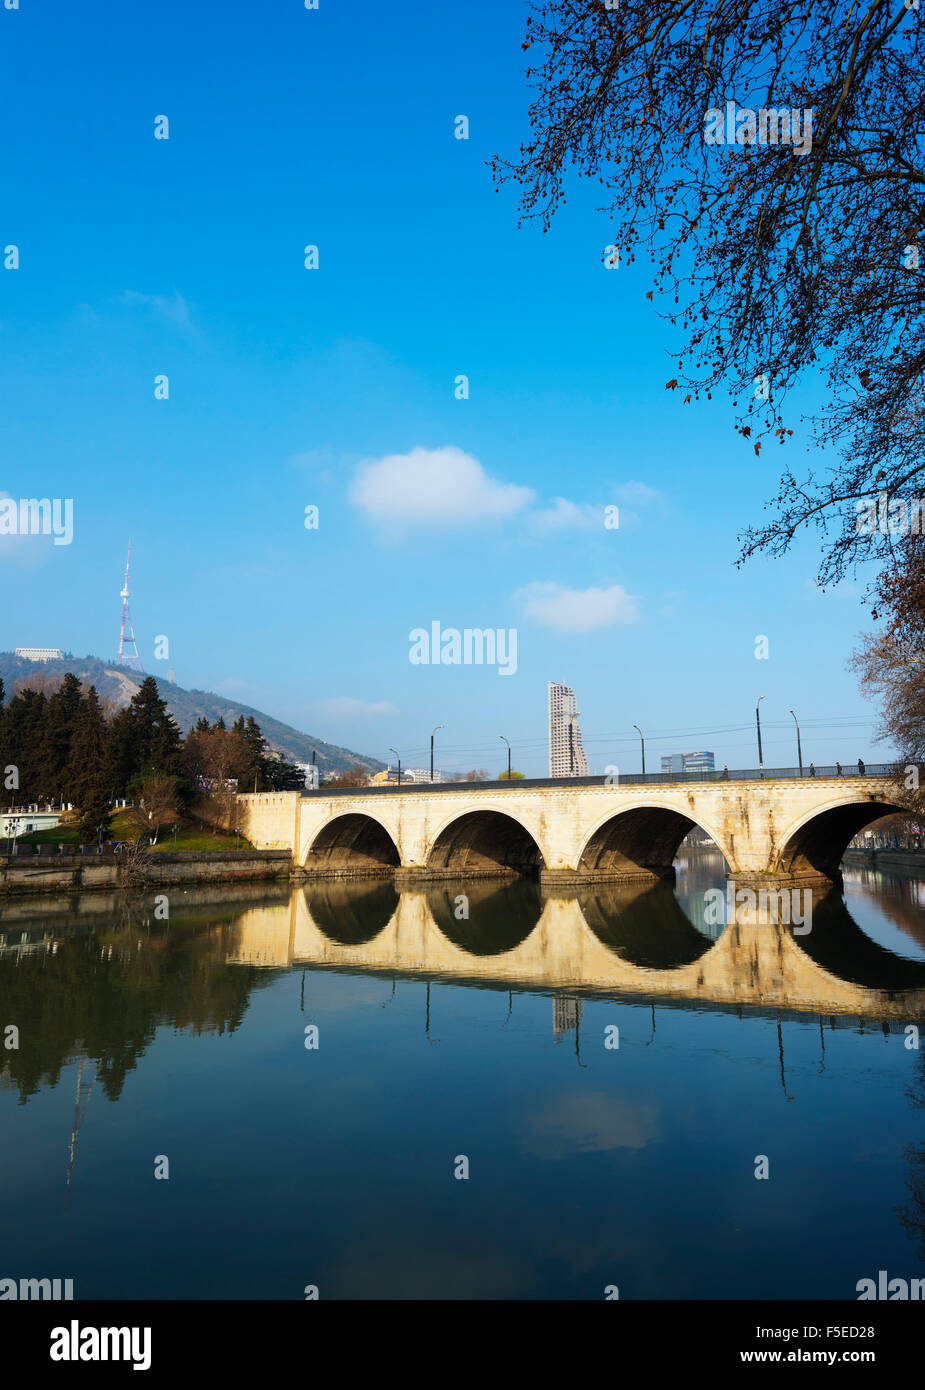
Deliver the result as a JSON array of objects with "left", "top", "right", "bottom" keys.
[
  {"left": 368, "top": 766, "right": 443, "bottom": 786},
  {"left": 368, "top": 766, "right": 414, "bottom": 786},
  {"left": 14, "top": 647, "right": 63, "bottom": 661},
  {"left": 0, "top": 809, "right": 62, "bottom": 839},
  {"left": 660, "top": 751, "right": 716, "bottom": 776},
  {"left": 553, "top": 996, "right": 583, "bottom": 1040},
  {"left": 548, "top": 683, "right": 589, "bottom": 777}
]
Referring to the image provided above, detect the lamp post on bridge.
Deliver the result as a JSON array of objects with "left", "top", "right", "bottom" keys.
[
  {"left": 389, "top": 748, "right": 402, "bottom": 787},
  {"left": 789, "top": 709, "right": 803, "bottom": 777},
  {"left": 430, "top": 725, "right": 444, "bottom": 784},
  {"left": 500, "top": 735, "right": 511, "bottom": 781},
  {"left": 633, "top": 724, "right": 646, "bottom": 777},
  {"left": 756, "top": 696, "right": 765, "bottom": 775}
]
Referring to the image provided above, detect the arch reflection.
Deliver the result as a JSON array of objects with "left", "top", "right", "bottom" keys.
[
  {"left": 303, "top": 880, "right": 399, "bottom": 946},
  {"left": 576, "top": 881, "right": 715, "bottom": 970},
  {"left": 426, "top": 878, "right": 544, "bottom": 955}
]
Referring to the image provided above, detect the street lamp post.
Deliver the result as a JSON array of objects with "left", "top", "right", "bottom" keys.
[
  {"left": 789, "top": 709, "right": 803, "bottom": 776},
  {"left": 430, "top": 725, "right": 444, "bottom": 783},
  {"left": 500, "top": 735, "right": 511, "bottom": 780},
  {"left": 389, "top": 748, "right": 401, "bottom": 787},
  {"left": 633, "top": 724, "right": 646, "bottom": 777},
  {"left": 756, "top": 696, "right": 765, "bottom": 774}
]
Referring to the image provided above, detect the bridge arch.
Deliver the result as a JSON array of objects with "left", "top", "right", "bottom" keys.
[
  {"left": 577, "top": 801, "right": 731, "bottom": 880},
  {"left": 303, "top": 811, "right": 400, "bottom": 874},
  {"left": 426, "top": 807, "right": 546, "bottom": 876},
  {"left": 777, "top": 794, "right": 908, "bottom": 879}
]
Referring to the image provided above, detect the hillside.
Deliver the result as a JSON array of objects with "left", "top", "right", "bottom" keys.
[{"left": 0, "top": 653, "right": 384, "bottom": 776}]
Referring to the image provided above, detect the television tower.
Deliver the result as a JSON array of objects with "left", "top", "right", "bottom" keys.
[{"left": 117, "top": 542, "right": 145, "bottom": 672}]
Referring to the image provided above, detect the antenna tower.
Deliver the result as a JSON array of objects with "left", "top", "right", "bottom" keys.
[{"left": 117, "top": 542, "right": 145, "bottom": 672}]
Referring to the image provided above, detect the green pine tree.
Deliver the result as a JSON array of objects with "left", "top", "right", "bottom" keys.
[
  {"left": 43, "top": 673, "right": 84, "bottom": 797},
  {"left": 65, "top": 686, "right": 112, "bottom": 805},
  {"left": 127, "top": 677, "right": 183, "bottom": 778},
  {"left": 75, "top": 787, "right": 113, "bottom": 845}
]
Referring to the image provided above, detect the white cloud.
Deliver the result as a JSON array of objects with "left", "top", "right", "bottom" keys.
[
  {"left": 514, "top": 581, "right": 640, "bottom": 632},
  {"left": 349, "top": 447, "right": 535, "bottom": 526},
  {"left": 530, "top": 498, "right": 599, "bottom": 533},
  {"left": 612, "top": 480, "right": 663, "bottom": 506},
  {"left": 521, "top": 1092, "right": 660, "bottom": 1160},
  {"left": 120, "top": 288, "right": 194, "bottom": 331},
  {"left": 0, "top": 493, "right": 58, "bottom": 569},
  {"left": 311, "top": 697, "right": 398, "bottom": 720}
]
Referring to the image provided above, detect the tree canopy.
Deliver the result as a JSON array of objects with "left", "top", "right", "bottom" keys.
[{"left": 493, "top": 0, "right": 925, "bottom": 586}]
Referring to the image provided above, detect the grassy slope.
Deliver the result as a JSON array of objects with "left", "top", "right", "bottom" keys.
[{"left": 12, "top": 812, "right": 254, "bottom": 853}]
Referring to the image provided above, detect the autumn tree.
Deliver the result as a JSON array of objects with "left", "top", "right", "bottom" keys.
[
  {"left": 123, "top": 773, "right": 181, "bottom": 846},
  {"left": 494, "top": 0, "right": 925, "bottom": 586},
  {"left": 324, "top": 765, "right": 369, "bottom": 788}
]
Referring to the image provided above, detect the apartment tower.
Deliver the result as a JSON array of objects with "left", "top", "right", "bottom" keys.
[{"left": 548, "top": 683, "right": 590, "bottom": 777}]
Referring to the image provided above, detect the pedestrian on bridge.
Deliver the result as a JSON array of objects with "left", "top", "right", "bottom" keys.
[
  {"left": 836, "top": 762, "right": 843, "bottom": 776},
  {"left": 858, "top": 758, "right": 865, "bottom": 774},
  {"left": 809, "top": 763, "right": 816, "bottom": 777}
]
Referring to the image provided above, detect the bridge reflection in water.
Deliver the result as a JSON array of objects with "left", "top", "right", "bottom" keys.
[{"left": 223, "top": 860, "right": 925, "bottom": 1020}]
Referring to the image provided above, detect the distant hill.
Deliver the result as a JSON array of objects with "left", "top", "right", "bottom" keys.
[{"left": 0, "top": 653, "right": 385, "bottom": 776}]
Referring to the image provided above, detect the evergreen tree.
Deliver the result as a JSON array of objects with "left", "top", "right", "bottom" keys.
[
  {"left": 127, "top": 677, "right": 183, "bottom": 778},
  {"left": 263, "top": 755, "right": 308, "bottom": 791},
  {"left": 65, "top": 686, "right": 112, "bottom": 806},
  {"left": 75, "top": 787, "right": 113, "bottom": 845},
  {"left": 107, "top": 706, "right": 137, "bottom": 798},
  {"left": 241, "top": 716, "right": 267, "bottom": 791},
  {"left": 3, "top": 688, "right": 48, "bottom": 802},
  {"left": 43, "top": 673, "right": 84, "bottom": 796}
]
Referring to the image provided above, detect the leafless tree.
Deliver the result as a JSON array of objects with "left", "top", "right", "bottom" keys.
[{"left": 494, "top": 0, "right": 925, "bottom": 586}]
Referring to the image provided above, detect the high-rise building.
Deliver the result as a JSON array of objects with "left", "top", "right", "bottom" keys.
[
  {"left": 548, "top": 683, "right": 589, "bottom": 777},
  {"left": 660, "top": 751, "right": 715, "bottom": 776},
  {"left": 553, "top": 996, "right": 583, "bottom": 1040}
]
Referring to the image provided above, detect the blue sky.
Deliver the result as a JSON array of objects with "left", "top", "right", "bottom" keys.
[{"left": 0, "top": 0, "right": 884, "bottom": 776}]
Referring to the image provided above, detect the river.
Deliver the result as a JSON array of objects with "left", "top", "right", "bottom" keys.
[{"left": 2, "top": 850, "right": 925, "bottom": 1299}]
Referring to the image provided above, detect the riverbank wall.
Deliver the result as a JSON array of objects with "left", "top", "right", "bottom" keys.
[
  {"left": 0, "top": 849, "right": 293, "bottom": 896},
  {"left": 843, "top": 848, "right": 925, "bottom": 874}
]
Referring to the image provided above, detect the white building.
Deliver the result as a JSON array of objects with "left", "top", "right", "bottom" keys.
[
  {"left": 548, "top": 682, "right": 589, "bottom": 777},
  {"left": 15, "top": 647, "right": 63, "bottom": 661},
  {"left": 1, "top": 809, "right": 62, "bottom": 839}
]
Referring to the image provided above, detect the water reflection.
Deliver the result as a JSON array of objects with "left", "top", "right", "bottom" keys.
[
  {"left": 4, "top": 865, "right": 925, "bottom": 1300},
  {"left": 425, "top": 879, "right": 544, "bottom": 954},
  {"left": 306, "top": 881, "right": 400, "bottom": 946},
  {"left": 576, "top": 883, "right": 714, "bottom": 969},
  {"left": 4, "top": 869, "right": 925, "bottom": 1063}
]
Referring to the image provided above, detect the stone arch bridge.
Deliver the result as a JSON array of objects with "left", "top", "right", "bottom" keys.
[{"left": 235, "top": 771, "right": 907, "bottom": 885}]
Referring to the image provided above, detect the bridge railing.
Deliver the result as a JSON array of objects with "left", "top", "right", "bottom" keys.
[{"left": 306, "top": 763, "right": 904, "bottom": 795}]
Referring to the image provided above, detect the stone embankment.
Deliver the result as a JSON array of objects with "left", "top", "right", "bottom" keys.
[{"left": 0, "top": 849, "right": 293, "bottom": 896}]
